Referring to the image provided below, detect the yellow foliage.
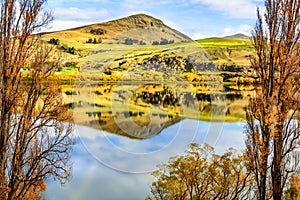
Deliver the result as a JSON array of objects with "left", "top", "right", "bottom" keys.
[{"left": 147, "top": 143, "right": 253, "bottom": 200}]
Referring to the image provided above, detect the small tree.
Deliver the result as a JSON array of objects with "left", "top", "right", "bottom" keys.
[
  {"left": 159, "top": 38, "right": 168, "bottom": 45},
  {"left": 67, "top": 47, "right": 76, "bottom": 55},
  {"left": 139, "top": 40, "right": 146, "bottom": 45},
  {"left": 125, "top": 38, "right": 133, "bottom": 45},
  {"left": 152, "top": 41, "right": 159, "bottom": 45},
  {"left": 146, "top": 143, "right": 253, "bottom": 200},
  {"left": 48, "top": 38, "right": 60, "bottom": 45}
]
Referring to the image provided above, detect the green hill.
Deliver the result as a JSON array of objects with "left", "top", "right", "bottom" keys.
[
  {"left": 38, "top": 14, "right": 255, "bottom": 84},
  {"left": 197, "top": 37, "right": 253, "bottom": 67},
  {"left": 41, "top": 14, "right": 191, "bottom": 48}
]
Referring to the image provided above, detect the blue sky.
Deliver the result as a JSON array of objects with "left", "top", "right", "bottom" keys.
[{"left": 44, "top": 0, "right": 264, "bottom": 39}]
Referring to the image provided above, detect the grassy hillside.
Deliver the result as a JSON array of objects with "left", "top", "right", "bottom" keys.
[
  {"left": 38, "top": 39, "right": 256, "bottom": 84},
  {"left": 197, "top": 37, "right": 254, "bottom": 67},
  {"left": 198, "top": 37, "right": 252, "bottom": 47},
  {"left": 38, "top": 14, "right": 256, "bottom": 84},
  {"left": 41, "top": 14, "right": 191, "bottom": 49}
]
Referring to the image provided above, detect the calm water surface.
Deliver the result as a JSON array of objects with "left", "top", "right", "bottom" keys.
[{"left": 44, "top": 84, "right": 251, "bottom": 200}]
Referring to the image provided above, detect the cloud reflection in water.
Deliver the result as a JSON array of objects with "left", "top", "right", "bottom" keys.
[{"left": 44, "top": 120, "right": 245, "bottom": 200}]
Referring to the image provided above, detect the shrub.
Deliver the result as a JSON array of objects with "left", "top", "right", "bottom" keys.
[
  {"left": 86, "top": 38, "right": 93, "bottom": 43},
  {"left": 48, "top": 38, "right": 60, "bottom": 45},
  {"left": 152, "top": 41, "right": 159, "bottom": 45},
  {"left": 125, "top": 38, "right": 133, "bottom": 45}
]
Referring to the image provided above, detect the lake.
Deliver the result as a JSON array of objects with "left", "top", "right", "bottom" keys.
[{"left": 44, "top": 83, "right": 253, "bottom": 200}]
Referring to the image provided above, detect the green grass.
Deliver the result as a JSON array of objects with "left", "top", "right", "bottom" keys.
[
  {"left": 55, "top": 68, "right": 78, "bottom": 75},
  {"left": 198, "top": 37, "right": 253, "bottom": 48},
  {"left": 41, "top": 34, "right": 256, "bottom": 85}
]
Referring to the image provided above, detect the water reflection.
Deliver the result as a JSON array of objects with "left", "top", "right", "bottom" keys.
[
  {"left": 43, "top": 83, "right": 254, "bottom": 199},
  {"left": 63, "top": 83, "right": 253, "bottom": 139},
  {"left": 44, "top": 121, "right": 246, "bottom": 200}
]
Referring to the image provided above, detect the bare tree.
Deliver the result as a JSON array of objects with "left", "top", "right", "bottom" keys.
[
  {"left": 245, "top": 0, "right": 300, "bottom": 199},
  {"left": 0, "top": 1, "right": 74, "bottom": 199}
]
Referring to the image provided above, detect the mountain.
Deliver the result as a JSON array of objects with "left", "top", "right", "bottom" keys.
[
  {"left": 224, "top": 33, "right": 250, "bottom": 40},
  {"left": 41, "top": 14, "right": 191, "bottom": 45}
]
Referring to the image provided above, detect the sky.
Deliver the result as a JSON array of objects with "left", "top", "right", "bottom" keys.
[{"left": 44, "top": 0, "right": 265, "bottom": 39}]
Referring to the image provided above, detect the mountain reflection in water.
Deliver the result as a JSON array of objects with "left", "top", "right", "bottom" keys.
[
  {"left": 42, "top": 83, "right": 254, "bottom": 200},
  {"left": 63, "top": 83, "right": 253, "bottom": 139}
]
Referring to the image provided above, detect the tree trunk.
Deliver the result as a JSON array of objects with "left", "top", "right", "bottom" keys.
[{"left": 272, "top": 127, "right": 284, "bottom": 200}]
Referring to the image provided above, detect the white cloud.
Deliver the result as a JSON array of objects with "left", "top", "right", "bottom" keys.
[
  {"left": 238, "top": 24, "right": 252, "bottom": 34},
  {"left": 120, "top": 0, "right": 182, "bottom": 11},
  {"left": 49, "top": 0, "right": 108, "bottom": 4},
  {"left": 72, "top": 119, "right": 200, "bottom": 173},
  {"left": 53, "top": 7, "right": 110, "bottom": 21},
  {"left": 43, "top": 1, "right": 260, "bottom": 38},
  {"left": 190, "top": 0, "right": 262, "bottom": 19},
  {"left": 224, "top": 27, "right": 234, "bottom": 34},
  {"left": 41, "top": 7, "right": 111, "bottom": 32},
  {"left": 190, "top": 32, "right": 207, "bottom": 40},
  {"left": 217, "top": 24, "right": 252, "bottom": 37},
  {"left": 41, "top": 20, "right": 93, "bottom": 32}
]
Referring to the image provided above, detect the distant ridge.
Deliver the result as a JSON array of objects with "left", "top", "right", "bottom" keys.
[{"left": 224, "top": 33, "right": 250, "bottom": 40}]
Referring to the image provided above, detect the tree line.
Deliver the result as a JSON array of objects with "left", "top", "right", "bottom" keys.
[{"left": 86, "top": 37, "right": 102, "bottom": 44}]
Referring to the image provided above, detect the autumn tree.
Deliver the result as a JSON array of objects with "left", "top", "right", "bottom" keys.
[
  {"left": 146, "top": 143, "right": 253, "bottom": 200},
  {"left": 0, "top": 0, "right": 74, "bottom": 199},
  {"left": 244, "top": 0, "right": 300, "bottom": 199}
]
